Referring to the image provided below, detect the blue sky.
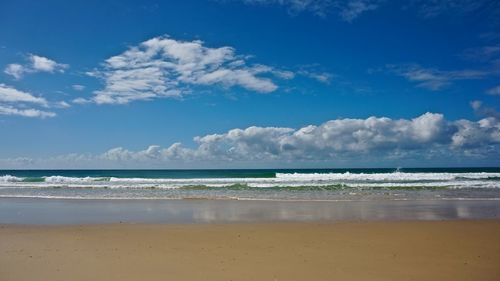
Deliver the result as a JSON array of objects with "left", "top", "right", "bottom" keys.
[{"left": 0, "top": 0, "right": 499, "bottom": 168}]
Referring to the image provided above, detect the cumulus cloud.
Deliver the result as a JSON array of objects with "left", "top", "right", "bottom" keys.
[
  {"left": 451, "top": 102, "right": 500, "bottom": 149},
  {"left": 4, "top": 64, "right": 24, "bottom": 80},
  {"left": 89, "top": 109, "right": 500, "bottom": 162},
  {"left": 0, "top": 84, "right": 56, "bottom": 118},
  {"left": 89, "top": 36, "right": 293, "bottom": 104},
  {"left": 387, "top": 64, "right": 490, "bottom": 91},
  {"left": 100, "top": 111, "right": 500, "bottom": 163},
  {"left": 30, "top": 55, "right": 66, "bottom": 72},
  {"left": 4, "top": 54, "right": 68, "bottom": 79},
  {"left": 4, "top": 109, "right": 499, "bottom": 167}
]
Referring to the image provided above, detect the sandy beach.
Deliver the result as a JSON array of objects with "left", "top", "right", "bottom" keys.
[{"left": 1, "top": 220, "right": 500, "bottom": 281}]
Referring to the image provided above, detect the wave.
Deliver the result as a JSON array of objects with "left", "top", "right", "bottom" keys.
[
  {"left": 0, "top": 175, "right": 25, "bottom": 182},
  {"left": 0, "top": 180, "right": 499, "bottom": 190},
  {"left": 0, "top": 175, "right": 110, "bottom": 183},
  {"left": 1, "top": 172, "right": 500, "bottom": 190},
  {"left": 44, "top": 176, "right": 110, "bottom": 183},
  {"left": 275, "top": 172, "right": 500, "bottom": 181}
]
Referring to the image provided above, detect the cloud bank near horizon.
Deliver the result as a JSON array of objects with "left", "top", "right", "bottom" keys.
[{"left": 2, "top": 107, "right": 499, "bottom": 168}]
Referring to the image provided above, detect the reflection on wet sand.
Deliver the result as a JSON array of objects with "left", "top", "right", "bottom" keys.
[{"left": 0, "top": 198, "right": 499, "bottom": 224}]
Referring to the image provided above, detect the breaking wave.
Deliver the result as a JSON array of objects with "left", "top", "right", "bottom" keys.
[{"left": 1, "top": 171, "right": 499, "bottom": 190}]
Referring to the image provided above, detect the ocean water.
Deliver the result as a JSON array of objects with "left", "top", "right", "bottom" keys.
[{"left": 1, "top": 168, "right": 500, "bottom": 201}]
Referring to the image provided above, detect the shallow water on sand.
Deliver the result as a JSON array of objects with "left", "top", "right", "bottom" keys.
[{"left": 1, "top": 198, "right": 500, "bottom": 224}]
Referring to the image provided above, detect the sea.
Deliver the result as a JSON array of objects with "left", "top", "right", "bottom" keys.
[{"left": 1, "top": 168, "right": 500, "bottom": 201}]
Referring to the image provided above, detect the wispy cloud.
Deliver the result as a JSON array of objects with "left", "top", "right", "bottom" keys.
[
  {"left": 230, "top": 0, "right": 500, "bottom": 22},
  {"left": 410, "top": 0, "right": 497, "bottom": 19},
  {"left": 4, "top": 54, "right": 68, "bottom": 80},
  {"left": 479, "top": 32, "right": 500, "bottom": 42},
  {"left": 471, "top": 100, "right": 500, "bottom": 119},
  {"left": 298, "top": 68, "right": 334, "bottom": 83},
  {"left": 387, "top": 64, "right": 490, "bottom": 91},
  {"left": 461, "top": 44, "right": 500, "bottom": 63},
  {"left": 0, "top": 84, "right": 56, "bottom": 118},
  {"left": 239, "top": 0, "right": 334, "bottom": 17},
  {"left": 337, "top": 0, "right": 379, "bottom": 22},
  {"left": 236, "top": 0, "right": 381, "bottom": 21},
  {"left": 72, "top": 84, "right": 85, "bottom": 91},
  {"left": 88, "top": 35, "right": 304, "bottom": 105},
  {"left": 72, "top": 97, "right": 92, "bottom": 105},
  {"left": 486, "top": 85, "right": 500, "bottom": 96}
]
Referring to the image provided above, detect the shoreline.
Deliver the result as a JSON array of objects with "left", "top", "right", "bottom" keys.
[{"left": 3, "top": 194, "right": 500, "bottom": 201}]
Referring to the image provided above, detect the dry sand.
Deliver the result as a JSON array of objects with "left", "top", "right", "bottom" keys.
[{"left": 1, "top": 220, "right": 500, "bottom": 281}]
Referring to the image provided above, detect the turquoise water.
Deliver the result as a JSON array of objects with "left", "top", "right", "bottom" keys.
[{"left": 1, "top": 168, "right": 500, "bottom": 201}]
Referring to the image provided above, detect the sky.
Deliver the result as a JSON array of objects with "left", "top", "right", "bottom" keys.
[{"left": 0, "top": 0, "right": 499, "bottom": 168}]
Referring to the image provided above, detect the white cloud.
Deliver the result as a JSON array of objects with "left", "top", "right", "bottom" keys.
[
  {"left": 451, "top": 101, "right": 500, "bottom": 149},
  {"left": 0, "top": 105, "right": 56, "bottom": 118},
  {"left": 0, "top": 83, "right": 48, "bottom": 106},
  {"left": 96, "top": 109, "right": 500, "bottom": 162},
  {"left": 5, "top": 109, "right": 499, "bottom": 167},
  {"left": 30, "top": 55, "right": 66, "bottom": 72},
  {"left": 4, "top": 64, "right": 24, "bottom": 80},
  {"left": 90, "top": 36, "right": 291, "bottom": 104},
  {"left": 54, "top": 101, "right": 71, "bottom": 108},
  {"left": 102, "top": 113, "right": 497, "bottom": 165},
  {"left": 173, "top": 112, "right": 461, "bottom": 161},
  {"left": 0, "top": 84, "right": 56, "bottom": 118},
  {"left": 387, "top": 64, "right": 490, "bottom": 91},
  {"left": 4, "top": 54, "right": 68, "bottom": 79},
  {"left": 72, "top": 97, "right": 92, "bottom": 105}
]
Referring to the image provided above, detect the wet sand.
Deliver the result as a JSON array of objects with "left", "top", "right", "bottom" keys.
[
  {"left": 1, "top": 220, "right": 500, "bottom": 281},
  {"left": 1, "top": 198, "right": 500, "bottom": 224}
]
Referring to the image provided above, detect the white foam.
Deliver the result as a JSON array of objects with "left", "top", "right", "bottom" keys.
[
  {"left": 0, "top": 172, "right": 499, "bottom": 190},
  {"left": 275, "top": 172, "right": 500, "bottom": 181},
  {"left": 0, "top": 175, "right": 24, "bottom": 182},
  {"left": 43, "top": 176, "right": 108, "bottom": 183}
]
